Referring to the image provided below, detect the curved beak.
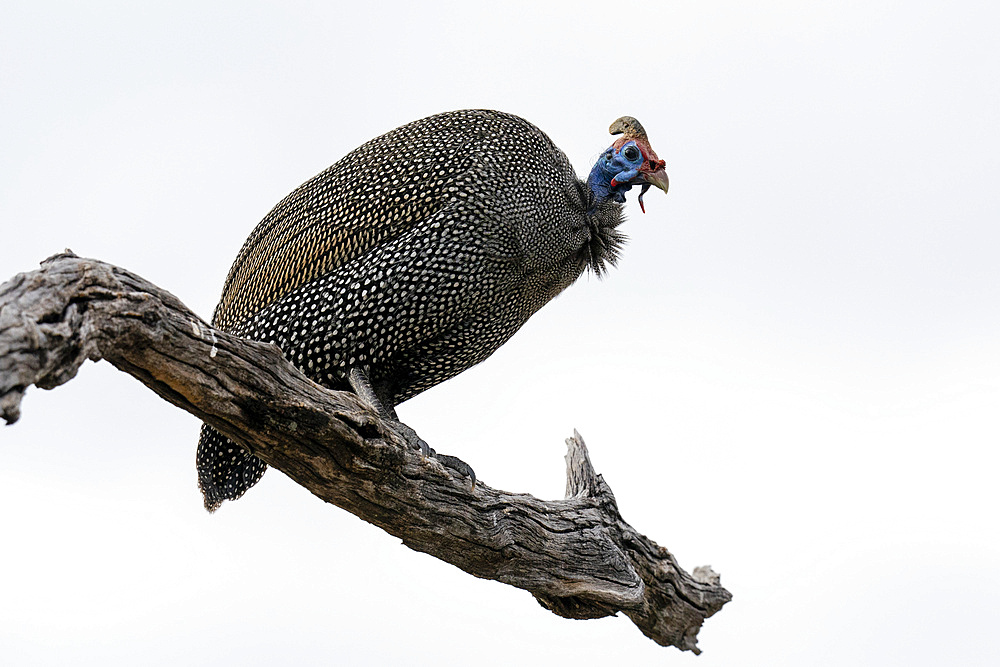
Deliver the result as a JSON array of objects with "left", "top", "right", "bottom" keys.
[
  {"left": 636, "top": 164, "right": 669, "bottom": 213},
  {"left": 639, "top": 165, "right": 669, "bottom": 194}
]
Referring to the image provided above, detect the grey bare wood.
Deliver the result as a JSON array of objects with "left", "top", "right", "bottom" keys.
[{"left": 0, "top": 252, "right": 731, "bottom": 653}]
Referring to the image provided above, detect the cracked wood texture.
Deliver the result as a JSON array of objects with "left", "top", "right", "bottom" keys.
[{"left": 0, "top": 252, "right": 731, "bottom": 653}]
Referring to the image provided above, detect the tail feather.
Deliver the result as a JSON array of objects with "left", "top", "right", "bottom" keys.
[{"left": 196, "top": 423, "right": 268, "bottom": 512}]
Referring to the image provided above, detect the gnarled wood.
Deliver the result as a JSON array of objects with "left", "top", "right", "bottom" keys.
[{"left": 0, "top": 252, "right": 731, "bottom": 653}]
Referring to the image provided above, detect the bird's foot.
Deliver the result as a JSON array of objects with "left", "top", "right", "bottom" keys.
[
  {"left": 388, "top": 420, "right": 431, "bottom": 457},
  {"left": 387, "top": 420, "right": 476, "bottom": 489},
  {"left": 434, "top": 453, "right": 477, "bottom": 489}
]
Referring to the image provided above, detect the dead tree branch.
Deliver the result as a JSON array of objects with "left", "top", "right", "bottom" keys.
[{"left": 0, "top": 252, "right": 730, "bottom": 653}]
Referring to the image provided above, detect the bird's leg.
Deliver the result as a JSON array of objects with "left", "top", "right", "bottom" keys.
[
  {"left": 348, "top": 368, "right": 429, "bottom": 456},
  {"left": 347, "top": 368, "right": 476, "bottom": 488}
]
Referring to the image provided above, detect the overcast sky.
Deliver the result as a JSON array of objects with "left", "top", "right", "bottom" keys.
[{"left": 2, "top": 1, "right": 998, "bottom": 665}]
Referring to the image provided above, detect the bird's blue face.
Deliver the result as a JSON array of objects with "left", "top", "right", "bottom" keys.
[
  {"left": 587, "top": 135, "right": 669, "bottom": 213},
  {"left": 589, "top": 140, "right": 646, "bottom": 201}
]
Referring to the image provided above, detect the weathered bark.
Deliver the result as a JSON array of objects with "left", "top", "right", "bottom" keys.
[{"left": 0, "top": 252, "right": 731, "bottom": 653}]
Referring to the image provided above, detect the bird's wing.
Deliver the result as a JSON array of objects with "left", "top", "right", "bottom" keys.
[
  {"left": 211, "top": 109, "right": 579, "bottom": 332},
  {"left": 212, "top": 122, "right": 483, "bottom": 332}
]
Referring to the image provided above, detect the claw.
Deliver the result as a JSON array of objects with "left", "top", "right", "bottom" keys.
[
  {"left": 388, "top": 421, "right": 474, "bottom": 488},
  {"left": 391, "top": 421, "right": 431, "bottom": 457},
  {"left": 435, "top": 454, "right": 477, "bottom": 489}
]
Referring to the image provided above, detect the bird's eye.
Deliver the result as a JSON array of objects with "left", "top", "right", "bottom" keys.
[{"left": 622, "top": 145, "right": 641, "bottom": 162}]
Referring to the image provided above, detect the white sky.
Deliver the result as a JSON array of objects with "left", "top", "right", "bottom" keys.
[{"left": 2, "top": 1, "right": 998, "bottom": 664}]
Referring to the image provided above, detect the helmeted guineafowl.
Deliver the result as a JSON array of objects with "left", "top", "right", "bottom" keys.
[{"left": 197, "top": 109, "right": 669, "bottom": 511}]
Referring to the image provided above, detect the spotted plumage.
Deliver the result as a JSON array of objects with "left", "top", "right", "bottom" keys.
[{"left": 197, "top": 109, "right": 668, "bottom": 511}]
